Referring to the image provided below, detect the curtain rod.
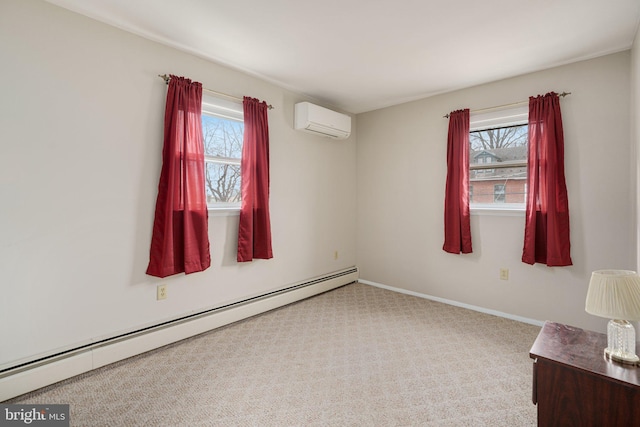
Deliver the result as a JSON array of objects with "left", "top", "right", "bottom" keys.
[
  {"left": 158, "top": 74, "right": 274, "bottom": 110},
  {"left": 443, "top": 92, "right": 571, "bottom": 118}
]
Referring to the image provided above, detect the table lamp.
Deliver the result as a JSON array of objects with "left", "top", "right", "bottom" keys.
[{"left": 585, "top": 270, "right": 640, "bottom": 364}]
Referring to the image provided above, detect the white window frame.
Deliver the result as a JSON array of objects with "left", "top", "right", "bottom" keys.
[
  {"left": 469, "top": 105, "right": 528, "bottom": 215},
  {"left": 201, "top": 94, "right": 244, "bottom": 214}
]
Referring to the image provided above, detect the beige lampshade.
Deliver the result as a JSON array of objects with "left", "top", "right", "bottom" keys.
[{"left": 585, "top": 270, "right": 640, "bottom": 321}]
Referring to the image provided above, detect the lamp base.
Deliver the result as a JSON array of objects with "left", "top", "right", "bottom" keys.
[
  {"left": 604, "top": 348, "right": 640, "bottom": 365},
  {"left": 605, "top": 319, "right": 640, "bottom": 365}
]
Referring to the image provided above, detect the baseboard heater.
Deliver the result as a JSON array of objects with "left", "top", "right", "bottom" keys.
[{"left": 0, "top": 267, "right": 358, "bottom": 401}]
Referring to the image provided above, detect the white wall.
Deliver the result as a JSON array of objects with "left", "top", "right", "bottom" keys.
[
  {"left": 633, "top": 26, "right": 640, "bottom": 272},
  {"left": 357, "top": 52, "right": 634, "bottom": 333},
  {"left": 0, "top": 0, "right": 357, "bottom": 369},
  {"left": 631, "top": 24, "right": 640, "bottom": 340}
]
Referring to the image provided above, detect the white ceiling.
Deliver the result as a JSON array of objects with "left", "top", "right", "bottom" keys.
[{"left": 45, "top": 0, "right": 640, "bottom": 114}]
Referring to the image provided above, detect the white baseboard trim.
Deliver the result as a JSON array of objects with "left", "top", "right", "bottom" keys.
[
  {"left": 359, "top": 279, "right": 544, "bottom": 327},
  {"left": 0, "top": 267, "right": 358, "bottom": 402}
]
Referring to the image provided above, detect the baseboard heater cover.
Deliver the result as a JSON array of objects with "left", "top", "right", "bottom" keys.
[{"left": 0, "top": 267, "right": 358, "bottom": 401}]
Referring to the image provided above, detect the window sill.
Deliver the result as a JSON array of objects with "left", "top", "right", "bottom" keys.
[
  {"left": 208, "top": 208, "right": 240, "bottom": 217},
  {"left": 470, "top": 204, "right": 525, "bottom": 216}
]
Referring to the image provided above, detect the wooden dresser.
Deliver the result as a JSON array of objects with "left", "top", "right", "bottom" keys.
[{"left": 529, "top": 321, "right": 640, "bottom": 426}]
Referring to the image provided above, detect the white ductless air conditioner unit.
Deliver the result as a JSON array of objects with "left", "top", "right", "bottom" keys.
[{"left": 294, "top": 102, "right": 351, "bottom": 139}]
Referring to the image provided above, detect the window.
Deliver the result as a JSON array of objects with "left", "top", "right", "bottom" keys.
[
  {"left": 494, "top": 184, "right": 506, "bottom": 203},
  {"left": 469, "top": 106, "right": 528, "bottom": 212},
  {"left": 201, "top": 94, "right": 244, "bottom": 210}
]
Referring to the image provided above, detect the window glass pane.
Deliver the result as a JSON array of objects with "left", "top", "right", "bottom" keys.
[
  {"left": 470, "top": 124, "right": 528, "bottom": 205},
  {"left": 205, "top": 162, "right": 241, "bottom": 204},
  {"left": 202, "top": 115, "right": 243, "bottom": 159}
]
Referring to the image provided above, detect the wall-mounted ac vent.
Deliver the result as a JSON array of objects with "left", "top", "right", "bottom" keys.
[{"left": 294, "top": 102, "right": 351, "bottom": 139}]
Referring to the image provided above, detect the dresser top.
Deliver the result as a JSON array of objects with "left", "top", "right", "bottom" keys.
[{"left": 530, "top": 321, "right": 640, "bottom": 387}]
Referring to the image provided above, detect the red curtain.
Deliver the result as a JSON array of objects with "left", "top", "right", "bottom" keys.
[
  {"left": 237, "top": 97, "right": 273, "bottom": 262},
  {"left": 522, "top": 92, "right": 572, "bottom": 266},
  {"left": 443, "top": 109, "right": 472, "bottom": 254},
  {"left": 146, "top": 75, "right": 211, "bottom": 278}
]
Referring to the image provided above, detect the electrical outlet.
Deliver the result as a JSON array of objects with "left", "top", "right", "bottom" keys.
[
  {"left": 157, "top": 284, "right": 167, "bottom": 300},
  {"left": 500, "top": 268, "right": 509, "bottom": 281}
]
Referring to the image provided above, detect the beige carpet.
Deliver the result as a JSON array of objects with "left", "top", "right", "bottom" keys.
[{"left": 6, "top": 282, "right": 541, "bottom": 426}]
